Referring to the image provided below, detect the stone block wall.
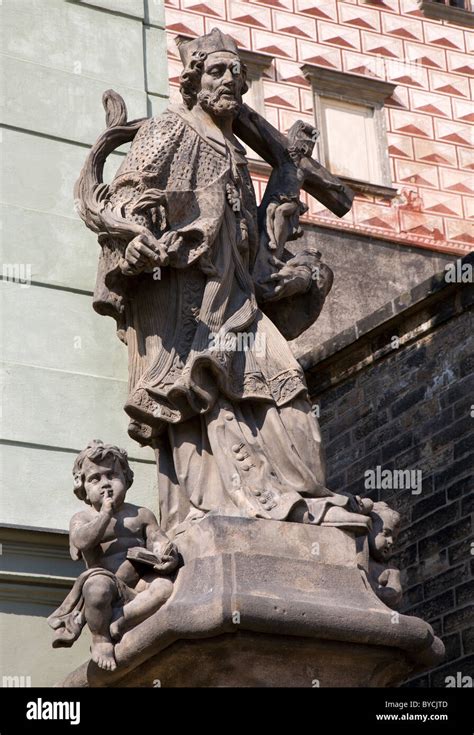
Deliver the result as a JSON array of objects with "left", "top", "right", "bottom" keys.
[{"left": 304, "top": 254, "right": 473, "bottom": 685}]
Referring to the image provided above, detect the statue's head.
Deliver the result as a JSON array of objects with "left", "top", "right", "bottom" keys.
[
  {"left": 72, "top": 439, "right": 134, "bottom": 510},
  {"left": 369, "top": 502, "right": 401, "bottom": 562},
  {"left": 177, "top": 28, "right": 248, "bottom": 117}
]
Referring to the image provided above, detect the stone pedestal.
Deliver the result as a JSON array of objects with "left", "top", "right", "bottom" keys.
[
  {"left": 104, "top": 634, "right": 417, "bottom": 688},
  {"left": 57, "top": 516, "right": 444, "bottom": 688}
]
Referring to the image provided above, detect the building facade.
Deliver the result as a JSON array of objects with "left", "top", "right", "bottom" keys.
[
  {"left": 165, "top": 0, "right": 472, "bottom": 257},
  {"left": 0, "top": 0, "right": 169, "bottom": 686},
  {"left": 0, "top": 0, "right": 472, "bottom": 687}
]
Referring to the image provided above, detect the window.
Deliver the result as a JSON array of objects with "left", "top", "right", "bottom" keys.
[
  {"left": 238, "top": 50, "right": 274, "bottom": 163},
  {"left": 239, "top": 50, "right": 272, "bottom": 115},
  {"left": 418, "top": 0, "right": 474, "bottom": 25},
  {"left": 319, "top": 99, "right": 382, "bottom": 184},
  {"left": 432, "top": 0, "right": 467, "bottom": 8},
  {"left": 302, "top": 65, "right": 397, "bottom": 196}
]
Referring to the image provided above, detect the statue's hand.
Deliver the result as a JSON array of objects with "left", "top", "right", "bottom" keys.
[
  {"left": 120, "top": 232, "right": 170, "bottom": 275},
  {"left": 261, "top": 262, "right": 312, "bottom": 302},
  {"left": 377, "top": 569, "right": 402, "bottom": 609},
  {"left": 152, "top": 541, "right": 180, "bottom": 574},
  {"left": 100, "top": 496, "right": 114, "bottom": 518}
]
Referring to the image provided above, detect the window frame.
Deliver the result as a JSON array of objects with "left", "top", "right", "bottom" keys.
[
  {"left": 417, "top": 0, "right": 474, "bottom": 26},
  {"left": 302, "top": 64, "right": 398, "bottom": 198},
  {"left": 238, "top": 49, "right": 274, "bottom": 116},
  {"left": 237, "top": 50, "right": 274, "bottom": 167}
]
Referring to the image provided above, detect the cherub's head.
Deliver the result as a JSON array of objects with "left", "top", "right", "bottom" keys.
[
  {"left": 369, "top": 502, "right": 401, "bottom": 562},
  {"left": 72, "top": 440, "right": 134, "bottom": 512}
]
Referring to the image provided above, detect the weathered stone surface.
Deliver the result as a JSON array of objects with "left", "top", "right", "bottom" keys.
[
  {"left": 51, "top": 27, "right": 447, "bottom": 687},
  {"left": 107, "top": 633, "right": 414, "bottom": 688},
  {"left": 48, "top": 441, "right": 178, "bottom": 673},
  {"left": 292, "top": 227, "right": 454, "bottom": 355},
  {"left": 57, "top": 517, "right": 444, "bottom": 687},
  {"left": 73, "top": 27, "right": 368, "bottom": 538}
]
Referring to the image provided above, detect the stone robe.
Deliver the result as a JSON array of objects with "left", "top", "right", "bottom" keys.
[{"left": 96, "top": 103, "right": 334, "bottom": 535}]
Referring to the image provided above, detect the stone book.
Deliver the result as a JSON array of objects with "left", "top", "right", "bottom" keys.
[{"left": 126, "top": 548, "right": 161, "bottom": 569}]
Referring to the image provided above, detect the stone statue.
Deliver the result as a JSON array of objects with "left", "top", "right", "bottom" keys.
[
  {"left": 48, "top": 441, "right": 179, "bottom": 671},
  {"left": 75, "top": 28, "right": 371, "bottom": 537},
  {"left": 60, "top": 28, "right": 444, "bottom": 687},
  {"left": 367, "top": 502, "right": 403, "bottom": 610}
]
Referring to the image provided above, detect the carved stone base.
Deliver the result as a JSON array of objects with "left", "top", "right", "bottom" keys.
[
  {"left": 107, "top": 632, "right": 414, "bottom": 688},
  {"left": 57, "top": 516, "right": 444, "bottom": 688}
]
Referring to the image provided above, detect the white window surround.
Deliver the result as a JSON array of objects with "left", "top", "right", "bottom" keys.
[
  {"left": 319, "top": 98, "right": 383, "bottom": 184},
  {"left": 302, "top": 65, "right": 398, "bottom": 198},
  {"left": 239, "top": 49, "right": 274, "bottom": 115},
  {"left": 238, "top": 49, "right": 274, "bottom": 165}
]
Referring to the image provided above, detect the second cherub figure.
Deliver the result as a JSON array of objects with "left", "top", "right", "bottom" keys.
[{"left": 48, "top": 440, "right": 179, "bottom": 671}]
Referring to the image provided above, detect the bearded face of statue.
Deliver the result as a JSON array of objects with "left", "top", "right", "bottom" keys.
[{"left": 197, "top": 52, "right": 244, "bottom": 118}]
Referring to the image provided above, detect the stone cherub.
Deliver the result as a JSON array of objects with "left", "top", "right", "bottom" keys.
[
  {"left": 367, "top": 501, "right": 403, "bottom": 610},
  {"left": 48, "top": 440, "right": 179, "bottom": 671}
]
